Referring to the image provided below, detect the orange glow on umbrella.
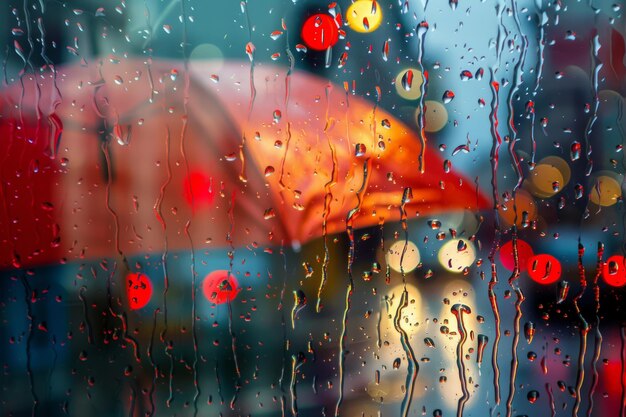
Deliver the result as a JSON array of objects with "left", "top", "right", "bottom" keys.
[{"left": 0, "top": 59, "right": 489, "bottom": 268}]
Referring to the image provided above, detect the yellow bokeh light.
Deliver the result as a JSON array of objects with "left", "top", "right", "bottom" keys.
[
  {"left": 379, "top": 283, "right": 425, "bottom": 339},
  {"left": 438, "top": 239, "right": 476, "bottom": 273},
  {"left": 346, "top": 0, "right": 383, "bottom": 33},
  {"left": 436, "top": 280, "right": 479, "bottom": 409},
  {"left": 540, "top": 156, "right": 571, "bottom": 184},
  {"left": 416, "top": 100, "right": 448, "bottom": 133},
  {"left": 394, "top": 69, "right": 424, "bottom": 100},
  {"left": 386, "top": 240, "right": 421, "bottom": 273},
  {"left": 589, "top": 174, "right": 622, "bottom": 207},
  {"left": 528, "top": 163, "right": 564, "bottom": 198}
]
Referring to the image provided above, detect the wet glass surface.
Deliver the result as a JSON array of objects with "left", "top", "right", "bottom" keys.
[{"left": 0, "top": 0, "right": 625, "bottom": 416}]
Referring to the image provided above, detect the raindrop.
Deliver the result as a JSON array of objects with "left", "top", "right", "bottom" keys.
[
  {"left": 428, "top": 219, "right": 442, "bottom": 229},
  {"left": 476, "top": 334, "right": 488, "bottom": 365},
  {"left": 570, "top": 141, "right": 581, "bottom": 161},
  {"left": 245, "top": 42, "right": 255, "bottom": 61},
  {"left": 452, "top": 144, "right": 470, "bottom": 156},
  {"left": 338, "top": 52, "right": 348, "bottom": 69},
  {"left": 381, "top": 40, "right": 389, "bottom": 61},
  {"left": 527, "top": 390, "right": 540, "bottom": 404},
  {"left": 574, "top": 184, "right": 584, "bottom": 199},
  {"left": 524, "top": 322, "right": 535, "bottom": 344},
  {"left": 442, "top": 90, "right": 455, "bottom": 104},
  {"left": 264, "top": 208, "right": 276, "bottom": 220},
  {"left": 402, "top": 69, "right": 414, "bottom": 90},
  {"left": 460, "top": 70, "right": 473, "bottom": 81},
  {"left": 556, "top": 281, "right": 569, "bottom": 304}
]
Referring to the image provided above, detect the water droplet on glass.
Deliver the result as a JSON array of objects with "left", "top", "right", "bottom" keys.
[
  {"left": 527, "top": 390, "right": 540, "bottom": 403},
  {"left": 524, "top": 321, "right": 535, "bottom": 344},
  {"left": 402, "top": 69, "right": 414, "bottom": 91},
  {"left": 355, "top": 143, "right": 366, "bottom": 157},
  {"left": 460, "top": 70, "right": 473, "bottom": 81},
  {"left": 273, "top": 109, "right": 282, "bottom": 123},
  {"left": 570, "top": 141, "right": 581, "bottom": 161},
  {"left": 442, "top": 90, "right": 455, "bottom": 104},
  {"left": 270, "top": 30, "right": 283, "bottom": 40},
  {"left": 556, "top": 280, "right": 569, "bottom": 304},
  {"left": 264, "top": 208, "right": 276, "bottom": 220}
]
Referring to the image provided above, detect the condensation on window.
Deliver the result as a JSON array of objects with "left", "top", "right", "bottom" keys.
[{"left": 1, "top": 1, "right": 625, "bottom": 416}]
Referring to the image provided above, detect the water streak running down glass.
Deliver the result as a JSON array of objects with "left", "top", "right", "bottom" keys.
[{"left": 0, "top": 0, "right": 625, "bottom": 416}]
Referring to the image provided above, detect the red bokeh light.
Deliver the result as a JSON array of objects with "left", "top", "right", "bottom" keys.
[
  {"left": 183, "top": 170, "right": 215, "bottom": 208},
  {"left": 301, "top": 14, "right": 339, "bottom": 51},
  {"left": 527, "top": 254, "right": 562, "bottom": 285},
  {"left": 602, "top": 255, "right": 626, "bottom": 287},
  {"left": 126, "top": 273, "right": 153, "bottom": 310},
  {"left": 499, "top": 239, "right": 534, "bottom": 272},
  {"left": 202, "top": 270, "right": 240, "bottom": 304}
]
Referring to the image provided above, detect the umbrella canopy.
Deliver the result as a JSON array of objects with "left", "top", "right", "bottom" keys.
[{"left": 0, "top": 59, "right": 488, "bottom": 268}]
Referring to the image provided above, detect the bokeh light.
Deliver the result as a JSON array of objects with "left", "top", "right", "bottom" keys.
[
  {"left": 589, "top": 174, "right": 622, "bottom": 207},
  {"left": 394, "top": 68, "right": 424, "bottom": 100},
  {"left": 527, "top": 163, "right": 564, "bottom": 198},
  {"left": 498, "top": 189, "right": 537, "bottom": 227},
  {"left": 422, "top": 100, "right": 449, "bottom": 133},
  {"left": 301, "top": 14, "right": 339, "bottom": 51},
  {"left": 527, "top": 254, "right": 561, "bottom": 285},
  {"left": 499, "top": 239, "right": 534, "bottom": 272},
  {"left": 345, "top": 0, "right": 383, "bottom": 33},
  {"left": 438, "top": 239, "right": 476, "bottom": 273},
  {"left": 602, "top": 255, "right": 626, "bottom": 287},
  {"left": 183, "top": 170, "right": 215, "bottom": 208},
  {"left": 386, "top": 240, "right": 421, "bottom": 273},
  {"left": 126, "top": 273, "right": 153, "bottom": 310},
  {"left": 189, "top": 43, "right": 224, "bottom": 72},
  {"left": 202, "top": 270, "right": 241, "bottom": 304}
]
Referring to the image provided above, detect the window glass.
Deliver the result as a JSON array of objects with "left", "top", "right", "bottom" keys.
[{"left": 1, "top": 1, "right": 625, "bottom": 416}]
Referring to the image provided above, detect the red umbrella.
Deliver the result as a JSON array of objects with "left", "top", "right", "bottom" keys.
[{"left": 0, "top": 59, "right": 488, "bottom": 268}]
